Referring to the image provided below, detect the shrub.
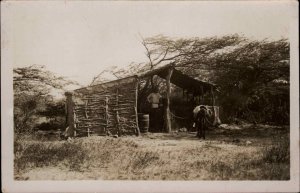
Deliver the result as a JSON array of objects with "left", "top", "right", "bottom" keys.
[
  {"left": 14, "top": 140, "right": 88, "bottom": 173},
  {"left": 263, "top": 137, "right": 290, "bottom": 163}
]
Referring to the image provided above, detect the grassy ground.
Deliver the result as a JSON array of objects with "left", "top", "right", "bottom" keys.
[{"left": 14, "top": 124, "right": 290, "bottom": 180}]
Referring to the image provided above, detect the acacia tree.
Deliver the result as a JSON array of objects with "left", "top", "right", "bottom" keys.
[
  {"left": 90, "top": 35, "right": 289, "bottom": 124},
  {"left": 212, "top": 39, "right": 289, "bottom": 123},
  {"left": 135, "top": 35, "right": 246, "bottom": 113},
  {"left": 13, "top": 65, "right": 77, "bottom": 134},
  {"left": 139, "top": 35, "right": 289, "bottom": 124}
]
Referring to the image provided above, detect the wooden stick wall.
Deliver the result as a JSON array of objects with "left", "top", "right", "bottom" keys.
[{"left": 70, "top": 77, "right": 139, "bottom": 136}]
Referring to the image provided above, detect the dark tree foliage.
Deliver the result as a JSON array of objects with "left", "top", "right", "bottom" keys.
[
  {"left": 97, "top": 35, "right": 289, "bottom": 124},
  {"left": 37, "top": 100, "right": 65, "bottom": 118},
  {"left": 211, "top": 39, "right": 289, "bottom": 124},
  {"left": 35, "top": 100, "right": 66, "bottom": 131},
  {"left": 90, "top": 35, "right": 289, "bottom": 125},
  {"left": 14, "top": 65, "right": 77, "bottom": 134}
]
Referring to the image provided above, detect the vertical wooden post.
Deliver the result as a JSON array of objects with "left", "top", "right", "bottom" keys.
[
  {"left": 201, "top": 86, "right": 204, "bottom": 104},
  {"left": 165, "top": 67, "right": 174, "bottom": 133},
  {"left": 115, "top": 87, "right": 120, "bottom": 136},
  {"left": 84, "top": 100, "right": 89, "bottom": 136},
  {"left": 210, "top": 86, "right": 216, "bottom": 125},
  {"left": 65, "top": 92, "right": 75, "bottom": 137},
  {"left": 84, "top": 100, "right": 88, "bottom": 118},
  {"left": 87, "top": 127, "right": 90, "bottom": 137},
  {"left": 135, "top": 78, "right": 140, "bottom": 136},
  {"left": 105, "top": 97, "right": 109, "bottom": 135},
  {"left": 194, "top": 93, "right": 196, "bottom": 104},
  {"left": 150, "top": 75, "right": 153, "bottom": 88}
]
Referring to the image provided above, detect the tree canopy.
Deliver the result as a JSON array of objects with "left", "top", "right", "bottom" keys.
[
  {"left": 14, "top": 35, "right": 289, "bottom": 132},
  {"left": 92, "top": 34, "right": 289, "bottom": 124},
  {"left": 13, "top": 65, "right": 77, "bottom": 133}
]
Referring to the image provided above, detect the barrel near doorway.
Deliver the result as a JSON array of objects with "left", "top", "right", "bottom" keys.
[{"left": 138, "top": 114, "right": 149, "bottom": 133}]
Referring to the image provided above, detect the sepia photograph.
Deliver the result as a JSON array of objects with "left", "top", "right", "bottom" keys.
[{"left": 1, "top": 0, "right": 299, "bottom": 192}]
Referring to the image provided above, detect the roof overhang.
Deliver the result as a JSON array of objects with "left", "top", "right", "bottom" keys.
[
  {"left": 74, "top": 64, "right": 216, "bottom": 96},
  {"left": 138, "top": 64, "right": 216, "bottom": 95}
]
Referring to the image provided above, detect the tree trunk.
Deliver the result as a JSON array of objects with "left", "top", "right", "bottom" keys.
[
  {"left": 210, "top": 86, "right": 217, "bottom": 125},
  {"left": 165, "top": 67, "right": 173, "bottom": 133}
]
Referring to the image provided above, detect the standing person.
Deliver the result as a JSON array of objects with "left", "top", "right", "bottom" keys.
[
  {"left": 147, "top": 87, "right": 162, "bottom": 132},
  {"left": 193, "top": 105, "right": 211, "bottom": 139}
]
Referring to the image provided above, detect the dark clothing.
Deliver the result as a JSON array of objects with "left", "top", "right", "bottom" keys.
[
  {"left": 196, "top": 108, "right": 208, "bottom": 139},
  {"left": 147, "top": 91, "right": 162, "bottom": 132},
  {"left": 149, "top": 108, "right": 163, "bottom": 132},
  {"left": 149, "top": 108, "right": 158, "bottom": 132}
]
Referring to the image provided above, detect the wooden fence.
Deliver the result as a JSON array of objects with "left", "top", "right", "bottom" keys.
[{"left": 69, "top": 76, "right": 139, "bottom": 136}]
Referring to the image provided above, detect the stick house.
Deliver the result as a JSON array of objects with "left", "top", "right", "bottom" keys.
[{"left": 65, "top": 64, "right": 219, "bottom": 137}]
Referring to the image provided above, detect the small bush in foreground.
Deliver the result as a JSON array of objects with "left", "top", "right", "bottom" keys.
[
  {"left": 263, "top": 136, "right": 289, "bottom": 163},
  {"left": 14, "top": 140, "right": 87, "bottom": 172}
]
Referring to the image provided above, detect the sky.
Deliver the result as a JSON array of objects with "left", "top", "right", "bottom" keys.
[{"left": 3, "top": 1, "right": 296, "bottom": 87}]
